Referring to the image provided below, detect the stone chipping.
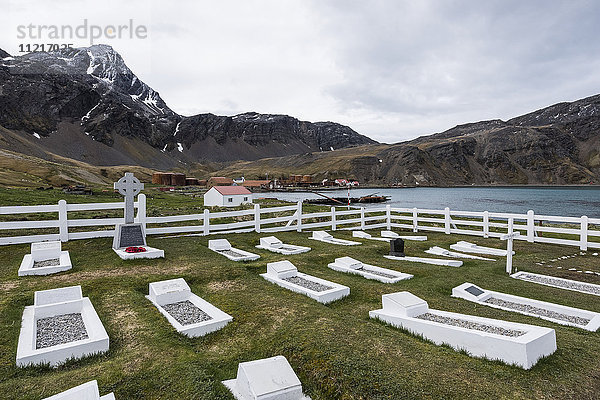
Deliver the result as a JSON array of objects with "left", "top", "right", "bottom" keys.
[
  {"left": 485, "top": 297, "right": 590, "bottom": 326},
  {"left": 162, "top": 300, "right": 212, "bottom": 326},
  {"left": 36, "top": 313, "right": 88, "bottom": 349},
  {"left": 283, "top": 276, "right": 333, "bottom": 292},
  {"left": 33, "top": 258, "right": 60, "bottom": 268},
  {"left": 357, "top": 267, "right": 398, "bottom": 279},
  {"left": 416, "top": 312, "right": 526, "bottom": 337},
  {"left": 515, "top": 273, "right": 600, "bottom": 295}
]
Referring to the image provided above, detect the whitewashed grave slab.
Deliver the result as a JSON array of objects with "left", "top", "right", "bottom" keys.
[
  {"left": 309, "top": 231, "right": 361, "bottom": 246},
  {"left": 256, "top": 236, "right": 311, "bottom": 255},
  {"left": 209, "top": 239, "right": 260, "bottom": 261},
  {"left": 16, "top": 286, "right": 109, "bottom": 367},
  {"left": 146, "top": 278, "right": 232, "bottom": 337},
  {"left": 19, "top": 241, "right": 72, "bottom": 276},
  {"left": 369, "top": 291, "right": 556, "bottom": 369},
  {"left": 43, "top": 380, "right": 115, "bottom": 400},
  {"left": 425, "top": 246, "right": 495, "bottom": 261},
  {"left": 328, "top": 256, "right": 412, "bottom": 283},
  {"left": 222, "top": 355, "right": 311, "bottom": 400},
  {"left": 453, "top": 282, "right": 600, "bottom": 331},
  {"left": 511, "top": 271, "right": 600, "bottom": 297},
  {"left": 450, "top": 241, "right": 512, "bottom": 257},
  {"left": 261, "top": 260, "right": 349, "bottom": 304},
  {"left": 380, "top": 231, "right": 427, "bottom": 241}
]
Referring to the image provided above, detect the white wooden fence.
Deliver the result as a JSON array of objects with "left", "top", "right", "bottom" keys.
[{"left": 0, "top": 194, "right": 598, "bottom": 250}]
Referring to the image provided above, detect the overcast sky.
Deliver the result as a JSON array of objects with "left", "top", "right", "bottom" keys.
[{"left": 3, "top": 0, "right": 600, "bottom": 144}]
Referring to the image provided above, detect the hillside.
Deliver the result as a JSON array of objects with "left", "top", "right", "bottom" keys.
[{"left": 221, "top": 95, "right": 600, "bottom": 186}]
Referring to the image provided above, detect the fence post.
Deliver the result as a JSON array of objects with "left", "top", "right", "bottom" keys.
[
  {"left": 412, "top": 208, "right": 418, "bottom": 232},
  {"left": 526, "top": 210, "right": 535, "bottom": 243},
  {"left": 331, "top": 207, "right": 336, "bottom": 231},
  {"left": 386, "top": 205, "right": 391, "bottom": 230},
  {"left": 137, "top": 194, "right": 147, "bottom": 232},
  {"left": 58, "top": 200, "right": 68, "bottom": 242},
  {"left": 254, "top": 203, "right": 261, "bottom": 233},
  {"left": 580, "top": 216, "right": 589, "bottom": 251},
  {"left": 296, "top": 201, "right": 303, "bottom": 232},
  {"left": 483, "top": 211, "right": 489, "bottom": 238},
  {"left": 360, "top": 207, "right": 365, "bottom": 230},
  {"left": 444, "top": 207, "right": 451, "bottom": 234},
  {"left": 203, "top": 209, "right": 210, "bottom": 236}
]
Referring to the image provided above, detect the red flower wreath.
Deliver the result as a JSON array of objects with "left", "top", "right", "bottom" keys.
[{"left": 125, "top": 246, "right": 147, "bottom": 253}]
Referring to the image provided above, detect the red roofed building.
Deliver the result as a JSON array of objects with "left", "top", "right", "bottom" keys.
[{"left": 204, "top": 185, "right": 253, "bottom": 207}]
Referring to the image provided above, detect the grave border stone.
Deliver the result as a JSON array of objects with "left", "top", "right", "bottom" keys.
[
  {"left": 261, "top": 260, "right": 349, "bottom": 304},
  {"left": 453, "top": 282, "right": 600, "bottom": 331},
  {"left": 369, "top": 291, "right": 557, "bottom": 369},
  {"left": 18, "top": 241, "right": 72, "bottom": 276},
  {"left": 328, "top": 256, "right": 413, "bottom": 283},
  {"left": 146, "top": 278, "right": 233, "bottom": 337},
  {"left": 16, "top": 285, "right": 109, "bottom": 367},
  {"left": 256, "top": 236, "right": 311, "bottom": 255},
  {"left": 43, "top": 380, "right": 115, "bottom": 400}
]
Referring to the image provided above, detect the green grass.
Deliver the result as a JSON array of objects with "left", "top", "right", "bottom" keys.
[{"left": 1, "top": 195, "right": 600, "bottom": 399}]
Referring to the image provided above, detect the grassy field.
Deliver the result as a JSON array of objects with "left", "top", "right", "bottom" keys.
[{"left": 1, "top": 193, "right": 600, "bottom": 399}]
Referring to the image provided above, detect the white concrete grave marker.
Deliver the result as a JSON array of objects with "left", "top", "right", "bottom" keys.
[
  {"left": 146, "top": 278, "right": 232, "bottom": 337},
  {"left": 450, "top": 241, "right": 513, "bottom": 257},
  {"left": 16, "top": 285, "right": 109, "bottom": 367},
  {"left": 369, "top": 291, "right": 556, "bottom": 369},
  {"left": 352, "top": 231, "right": 389, "bottom": 242},
  {"left": 209, "top": 239, "right": 260, "bottom": 261},
  {"left": 43, "top": 380, "right": 115, "bottom": 400},
  {"left": 261, "top": 260, "right": 349, "bottom": 304},
  {"left": 328, "top": 256, "right": 413, "bottom": 283},
  {"left": 380, "top": 231, "right": 427, "bottom": 241},
  {"left": 453, "top": 282, "right": 600, "bottom": 331},
  {"left": 511, "top": 271, "right": 600, "bottom": 297},
  {"left": 309, "top": 231, "right": 361, "bottom": 246},
  {"left": 425, "top": 246, "right": 495, "bottom": 261},
  {"left": 222, "top": 355, "right": 311, "bottom": 400},
  {"left": 256, "top": 236, "right": 311, "bottom": 255},
  {"left": 112, "top": 172, "right": 164, "bottom": 260},
  {"left": 501, "top": 218, "right": 520, "bottom": 274},
  {"left": 19, "top": 241, "right": 72, "bottom": 276}
]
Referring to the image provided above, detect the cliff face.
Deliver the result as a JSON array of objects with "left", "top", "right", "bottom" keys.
[
  {"left": 218, "top": 95, "right": 600, "bottom": 186},
  {"left": 0, "top": 45, "right": 375, "bottom": 167}
]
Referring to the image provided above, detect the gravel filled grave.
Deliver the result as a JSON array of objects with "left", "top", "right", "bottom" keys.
[
  {"left": 32, "top": 258, "right": 60, "bottom": 268},
  {"left": 515, "top": 273, "right": 600, "bottom": 295},
  {"left": 416, "top": 313, "right": 526, "bottom": 337},
  {"left": 218, "top": 250, "right": 246, "bottom": 258},
  {"left": 282, "top": 276, "right": 333, "bottom": 292},
  {"left": 357, "top": 267, "right": 398, "bottom": 279},
  {"left": 36, "top": 313, "right": 89, "bottom": 349},
  {"left": 485, "top": 297, "right": 591, "bottom": 326},
  {"left": 162, "top": 300, "right": 212, "bottom": 325}
]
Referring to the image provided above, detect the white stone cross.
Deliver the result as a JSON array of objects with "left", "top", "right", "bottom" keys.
[
  {"left": 114, "top": 172, "right": 144, "bottom": 224},
  {"left": 501, "top": 217, "right": 520, "bottom": 274}
]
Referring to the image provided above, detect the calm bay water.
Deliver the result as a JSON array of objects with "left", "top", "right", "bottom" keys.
[{"left": 259, "top": 187, "right": 600, "bottom": 218}]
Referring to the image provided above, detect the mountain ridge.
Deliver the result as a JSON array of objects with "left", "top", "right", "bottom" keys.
[{"left": 0, "top": 45, "right": 374, "bottom": 166}]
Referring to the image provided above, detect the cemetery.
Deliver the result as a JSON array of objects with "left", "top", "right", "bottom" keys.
[{"left": 1, "top": 179, "right": 600, "bottom": 398}]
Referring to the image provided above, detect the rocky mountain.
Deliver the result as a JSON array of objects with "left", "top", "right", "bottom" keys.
[
  {"left": 220, "top": 95, "right": 600, "bottom": 186},
  {"left": 0, "top": 45, "right": 374, "bottom": 167}
]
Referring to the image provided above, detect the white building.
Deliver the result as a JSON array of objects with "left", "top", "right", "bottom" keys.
[{"left": 204, "top": 186, "right": 253, "bottom": 207}]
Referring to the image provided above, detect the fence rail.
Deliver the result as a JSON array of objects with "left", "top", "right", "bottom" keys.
[{"left": 0, "top": 195, "right": 598, "bottom": 250}]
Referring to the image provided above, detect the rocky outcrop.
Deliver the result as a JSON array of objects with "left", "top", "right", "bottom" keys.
[{"left": 0, "top": 45, "right": 374, "bottom": 166}]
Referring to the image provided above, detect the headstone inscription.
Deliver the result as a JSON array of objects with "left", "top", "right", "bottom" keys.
[{"left": 390, "top": 238, "right": 405, "bottom": 257}]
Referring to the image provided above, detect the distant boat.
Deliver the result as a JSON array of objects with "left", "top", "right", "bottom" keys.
[{"left": 304, "top": 192, "right": 390, "bottom": 205}]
